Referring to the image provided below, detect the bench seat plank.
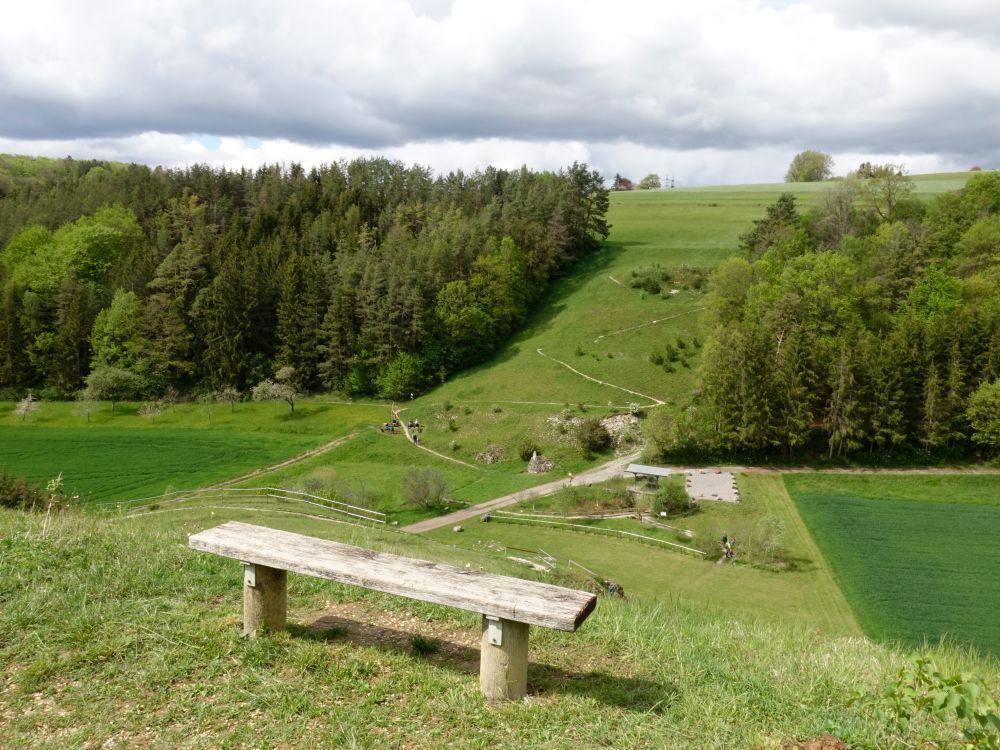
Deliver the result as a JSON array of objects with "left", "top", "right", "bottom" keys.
[{"left": 189, "top": 521, "right": 596, "bottom": 631}]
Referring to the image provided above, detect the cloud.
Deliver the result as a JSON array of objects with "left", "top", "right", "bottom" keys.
[{"left": 0, "top": 1, "right": 997, "bottom": 180}]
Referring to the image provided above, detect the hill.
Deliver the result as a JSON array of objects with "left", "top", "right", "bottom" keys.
[{"left": 1, "top": 507, "right": 996, "bottom": 749}]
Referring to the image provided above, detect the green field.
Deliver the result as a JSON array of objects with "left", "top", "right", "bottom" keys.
[
  {"left": 785, "top": 474, "right": 1000, "bottom": 657},
  {"left": 0, "top": 400, "right": 387, "bottom": 503},
  {"left": 0, "top": 426, "right": 319, "bottom": 502}
]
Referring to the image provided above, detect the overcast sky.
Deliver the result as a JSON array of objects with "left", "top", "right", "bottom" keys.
[{"left": 1, "top": 0, "right": 997, "bottom": 186}]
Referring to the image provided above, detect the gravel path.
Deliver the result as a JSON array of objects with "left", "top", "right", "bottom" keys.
[{"left": 401, "top": 450, "right": 642, "bottom": 534}]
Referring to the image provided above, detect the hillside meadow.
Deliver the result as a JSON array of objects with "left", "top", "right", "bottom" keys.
[{"left": 2, "top": 506, "right": 997, "bottom": 749}]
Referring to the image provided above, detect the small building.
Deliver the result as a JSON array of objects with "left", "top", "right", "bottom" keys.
[{"left": 624, "top": 463, "right": 671, "bottom": 488}]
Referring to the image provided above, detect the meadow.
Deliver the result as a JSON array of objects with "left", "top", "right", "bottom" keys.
[
  {"left": 3, "top": 506, "right": 995, "bottom": 749},
  {"left": 785, "top": 473, "right": 1000, "bottom": 657},
  {"left": 429, "top": 473, "right": 859, "bottom": 637}
]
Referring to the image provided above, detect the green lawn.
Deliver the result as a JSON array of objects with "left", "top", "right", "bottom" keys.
[
  {"left": 429, "top": 474, "right": 859, "bottom": 637},
  {"left": 785, "top": 474, "right": 1000, "bottom": 657}
]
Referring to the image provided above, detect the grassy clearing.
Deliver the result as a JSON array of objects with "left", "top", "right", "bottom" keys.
[
  {"left": 226, "top": 429, "right": 570, "bottom": 526},
  {"left": 2, "top": 507, "right": 996, "bottom": 749},
  {"left": 431, "top": 474, "right": 859, "bottom": 637},
  {"left": 785, "top": 474, "right": 1000, "bottom": 657}
]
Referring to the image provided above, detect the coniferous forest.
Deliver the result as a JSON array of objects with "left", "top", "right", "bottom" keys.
[
  {"left": 0, "top": 156, "right": 609, "bottom": 400},
  {"left": 661, "top": 170, "right": 1000, "bottom": 460}
]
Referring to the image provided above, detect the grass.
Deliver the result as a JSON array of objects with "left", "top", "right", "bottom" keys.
[
  {"left": 785, "top": 474, "right": 1000, "bottom": 657},
  {"left": 2, "top": 506, "right": 996, "bottom": 749},
  {"left": 431, "top": 474, "right": 859, "bottom": 638},
  {"left": 0, "top": 399, "right": 386, "bottom": 503},
  {"left": 226, "top": 428, "right": 561, "bottom": 526}
]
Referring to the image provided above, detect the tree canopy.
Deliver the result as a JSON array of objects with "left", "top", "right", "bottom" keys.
[
  {"left": 0, "top": 157, "right": 610, "bottom": 400},
  {"left": 785, "top": 150, "right": 834, "bottom": 182},
  {"left": 662, "top": 171, "right": 1000, "bottom": 461}
]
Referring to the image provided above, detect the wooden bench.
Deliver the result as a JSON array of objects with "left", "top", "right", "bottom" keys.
[{"left": 188, "top": 521, "right": 596, "bottom": 700}]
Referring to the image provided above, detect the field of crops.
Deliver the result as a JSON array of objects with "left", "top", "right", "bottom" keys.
[
  {"left": 0, "top": 426, "right": 319, "bottom": 502},
  {"left": 785, "top": 474, "right": 1000, "bottom": 657}
]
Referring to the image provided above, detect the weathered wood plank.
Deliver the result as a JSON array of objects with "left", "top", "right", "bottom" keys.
[{"left": 189, "top": 522, "right": 596, "bottom": 631}]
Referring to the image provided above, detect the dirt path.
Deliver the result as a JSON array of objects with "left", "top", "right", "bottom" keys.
[
  {"left": 593, "top": 306, "right": 706, "bottom": 344},
  {"left": 207, "top": 431, "right": 361, "bottom": 489},
  {"left": 401, "top": 450, "right": 641, "bottom": 534},
  {"left": 536, "top": 348, "right": 665, "bottom": 406},
  {"left": 391, "top": 406, "right": 479, "bottom": 469}
]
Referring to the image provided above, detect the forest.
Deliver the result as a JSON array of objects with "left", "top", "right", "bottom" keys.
[
  {"left": 0, "top": 156, "right": 609, "bottom": 400},
  {"left": 657, "top": 169, "right": 1000, "bottom": 460}
]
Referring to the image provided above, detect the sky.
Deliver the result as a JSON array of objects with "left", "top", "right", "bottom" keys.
[{"left": 1, "top": 0, "right": 997, "bottom": 186}]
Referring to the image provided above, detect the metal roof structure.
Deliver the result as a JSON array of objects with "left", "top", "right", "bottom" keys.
[{"left": 624, "top": 463, "right": 672, "bottom": 478}]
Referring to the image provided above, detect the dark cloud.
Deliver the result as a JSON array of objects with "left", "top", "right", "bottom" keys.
[{"left": 0, "top": 0, "right": 998, "bottom": 173}]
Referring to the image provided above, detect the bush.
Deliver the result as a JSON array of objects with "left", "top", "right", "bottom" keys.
[
  {"left": 0, "top": 470, "right": 46, "bottom": 510},
  {"left": 401, "top": 468, "right": 448, "bottom": 509},
  {"left": 652, "top": 484, "right": 692, "bottom": 516},
  {"left": 575, "top": 418, "right": 612, "bottom": 455}
]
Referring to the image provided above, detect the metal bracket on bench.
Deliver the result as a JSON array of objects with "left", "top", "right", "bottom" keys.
[
  {"left": 243, "top": 563, "right": 256, "bottom": 589},
  {"left": 485, "top": 616, "right": 502, "bottom": 646}
]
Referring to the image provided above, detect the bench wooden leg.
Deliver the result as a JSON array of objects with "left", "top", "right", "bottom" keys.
[
  {"left": 243, "top": 563, "right": 287, "bottom": 636},
  {"left": 480, "top": 616, "right": 529, "bottom": 700}
]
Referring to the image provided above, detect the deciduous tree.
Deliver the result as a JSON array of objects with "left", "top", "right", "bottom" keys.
[{"left": 785, "top": 150, "right": 833, "bottom": 182}]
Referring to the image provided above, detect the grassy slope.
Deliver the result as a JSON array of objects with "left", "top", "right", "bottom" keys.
[
  {"left": 785, "top": 474, "right": 1000, "bottom": 657},
  {"left": 0, "top": 400, "right": 385, "bottom": 502},
  {"left": 2, "top": 507, "right": 995, "bottom": 750},
  {"left": 430, "top": 473, "right": 859, "bottom": 637}
]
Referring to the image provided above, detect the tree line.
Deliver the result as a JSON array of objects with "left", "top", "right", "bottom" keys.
[
  {"left": 654, "top": 170, "right": 1000, "bottom": 460},
  {"left": 0, "top": 156, "right": 610, "bottom": 400}
]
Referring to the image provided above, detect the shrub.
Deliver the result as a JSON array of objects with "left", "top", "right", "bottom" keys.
[
  {"left": 652, "top": 484, "right": 692, "bottom": 516},
  {"left": 575, "top": 418, "right": 612, "bottom": 455},
  {"left": 401, "top": 468, "right": 448, "bottom": 509},
  {"left": 0, "top": 470, "right": 46, "bottom": 510}
]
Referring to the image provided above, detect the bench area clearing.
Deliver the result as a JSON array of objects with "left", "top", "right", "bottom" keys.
[
  {"left": 188, "top": 521, "right": 596, "bottom": 700},
  {"left": 685, "top": 470, "right": 740, "bottom": 502}
]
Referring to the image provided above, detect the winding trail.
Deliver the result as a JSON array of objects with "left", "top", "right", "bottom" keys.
[
  {"left": 536, "top": 348, "right": 665, "bottom": 406},
  {"left": 391, "top": 406, "right": 479, "bottom": 469},
  {"left": 593, "top": 307, "right": 706, "bottom": 343},
  {"left": 401, "top": 450, "right": 642, "bottom": 534}
]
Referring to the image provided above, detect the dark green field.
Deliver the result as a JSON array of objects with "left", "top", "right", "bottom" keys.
[
  {"left": 0, "top": 426, "right": 317, "bottom": 502},
  {"left": 786, "top": 474, "right": 1000, "bottom": 657}
]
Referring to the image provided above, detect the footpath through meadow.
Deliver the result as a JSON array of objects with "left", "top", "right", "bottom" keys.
[{"left": 401, "top": 450, "right": 641, "bottom": 533}]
